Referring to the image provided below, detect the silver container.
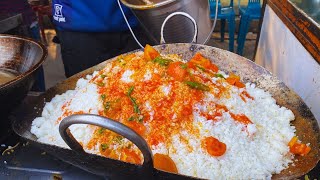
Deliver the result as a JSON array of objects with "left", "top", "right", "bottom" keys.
[{"left": 121, "top": 0, "right": 212, "bottom": 44}]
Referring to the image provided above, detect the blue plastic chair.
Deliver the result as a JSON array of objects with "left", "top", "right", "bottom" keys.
[
  {"left": 236, "top": 0, "right": 262, "bottom": 55},
  {"left": 209, "top": 0, "right": 236, "bottom": 52}
]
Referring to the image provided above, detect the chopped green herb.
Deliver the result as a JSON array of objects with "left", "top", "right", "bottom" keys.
[
  {"left": 127, "top": 86, "right": 134, "bottom": 96},
  {"left": 117, "top": 58, "right": 124, "bottom": 62},
  {"left": 127, "top": 87, "right": 140, "bottom": 114},
  {"left": 184, "top": 81, "right": 210, "bottom": 91},
  {"left": 214, "top": 73, "right": 225, "bottom": 79},
  {"left": 114, "top": 136, "right": 123, "bottom": 143},
  {"left": 196, "top": 65, "right": 206, "bottom": 72},
  {"left": 128, "top": 116, "right": 135, "bottom": 121},
  {"left": 118, "top": 58, "right": 126, "bottom": 66},
  {"left": 180, "top": 63, "right": 187, "bottom": 69},
  {"left": 187, "top": 69, "right": 193, "bottom": 76},
  {"left": 100, "top": 74, "right": 106, "bottom": 79},
  {"left": 153, "top": 56, "right": 173, "bottom": 66},
  {"left": 98, "top": 128, "right": 106, "bottom": 134},
  {"left": 132, "top": 100, "right": 140, "bottom": 114},
  {"left": 101, "top": 94, "right": 106, "bottom": 99},
  {"left": 127, "top": 144, "right": 132, "bottom": 149},
  {"left": 117, "top": 136, "right": 123, "bottom": 140},
  {"left": 101, "top": 144, "right": 108, "bottom": 151},
  {"left": 104, "top": 101, "right": 111, "bottom": 110},
  {"left": 97, "top": 82, "right": 105, "bottom": 87}
]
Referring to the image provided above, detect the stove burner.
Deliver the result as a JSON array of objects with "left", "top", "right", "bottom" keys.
[{"left": 0, "top": 132, "right": 103, "bottom": 179}]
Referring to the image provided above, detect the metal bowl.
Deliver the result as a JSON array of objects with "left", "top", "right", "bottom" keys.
[{"left": 0, "top": 34, "right": 47, "bottom": 117}]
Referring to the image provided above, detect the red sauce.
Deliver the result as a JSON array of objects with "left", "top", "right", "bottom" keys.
[
  {"left": 230, "top": 113, "right": 253, "bottom": 125},
  {"left": 240, "top": 91, "right": 254, "bottom": 102},
  {"left": 198, "top": 103, "right": 229, "bottom": 121}
]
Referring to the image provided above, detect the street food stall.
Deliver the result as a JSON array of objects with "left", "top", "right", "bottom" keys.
[{"left": 0, "top": 0, "right": 319, "bottom": 179}]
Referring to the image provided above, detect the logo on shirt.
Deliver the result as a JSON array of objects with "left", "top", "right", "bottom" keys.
[{"left": 53, "top": 4, "right": 66, "bottom": 22}]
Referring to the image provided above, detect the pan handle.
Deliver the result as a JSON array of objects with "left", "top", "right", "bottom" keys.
[{"left": 58, "top": 114, "right": 154, "bottom": 173}]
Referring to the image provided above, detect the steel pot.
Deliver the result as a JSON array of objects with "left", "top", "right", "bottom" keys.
[{"left": 120, "top": 0, "right": 212, "bottom": 44}]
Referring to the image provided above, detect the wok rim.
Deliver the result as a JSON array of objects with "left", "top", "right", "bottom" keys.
[{"left": 0, "top": 34, "right": 48, "bottom": 90}]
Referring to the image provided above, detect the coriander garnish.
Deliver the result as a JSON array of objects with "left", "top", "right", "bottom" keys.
[
  {"left": 184, "top": 81, "right": 210, "bottom": 91},
  {"left": 101, "top": 143, "right": 108, "bottom": 151},
  {"left": 214, "top": 73, "right": 225, "bottom": 79},
  {"left": 153, "top": 56, "right": 173, "bottom": 66}
]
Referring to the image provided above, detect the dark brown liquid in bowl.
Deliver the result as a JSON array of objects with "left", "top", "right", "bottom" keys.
[{"left": 0, "top": 69, "right": 18, "bottom": 85}]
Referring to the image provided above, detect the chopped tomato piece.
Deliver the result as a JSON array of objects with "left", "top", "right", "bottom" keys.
[
  {"left": 288, "top": 136, "right": 298, "bottom": 147},
  {"left": 202, "top": 137, "right": 226, "bottom": 156},
  {"left": 181, "top": 104, "right": 193, "bottom": 116},
  {"left": 120, "top": 148, "right": 141, "bottom": 164},
  {"left": 234, "top": 81, "right": 245, "bottom": 88},
  {"left": 123, "top": 54, "right": 136, "bottom": 61},
  {"left": 227, "top": 73, "right": 240, "bottom": 81},
  {"left": 290, "top": 143, "right": 311, "bottom": 156},
  {"left": 153, "top": 153, "right": 178, "bottom": 173},
  {"left": 226, "top": 73, "right": 245, "bottom": 88},
  {"left": 230, "top": 113, "right": 252, "bottom": 125},
  {"left": 167, "top": 62, "right": 187, "bottom": 81},
  {"left": 190, "top": 52, "right": 211, "bottom": 67},
  {"left": 226, "top": 77, "right": 237, "bottom": 85},
  {"left": 144, "top": 44, "right": 160, "bottom": 61},
  {"left": 152, "top": 73, "right": 161, "bottom": 81},
  {"left": 208, "top": 63, "right": 219, "bottom": 72},
  {"left": 189, "top": 52, "right": 219, "bottom": 72},
  {"left": 187, "top": 61, "right": 196, "bottom": 69},
  {"left": 288, "top": 136, "right": 311, "bottom": 156}
]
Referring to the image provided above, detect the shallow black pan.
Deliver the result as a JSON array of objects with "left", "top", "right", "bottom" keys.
[{"left": 11, "top": 44, "right": 320, "bottom": 179}]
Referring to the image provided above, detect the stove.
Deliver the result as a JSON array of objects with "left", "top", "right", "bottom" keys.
[
  {"left": 0, "top": 131, "right": 104, "bottom": 180},
  {"left": 0, "top": 93, "right": 104, "bottom": 179}
]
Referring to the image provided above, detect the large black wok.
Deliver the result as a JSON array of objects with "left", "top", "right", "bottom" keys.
[
  {"left": 11, "top": 44, "right": 320, "bottom": 179},
  {"left": 0, "top": 34, "right": 47, "bottom": 137}
]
